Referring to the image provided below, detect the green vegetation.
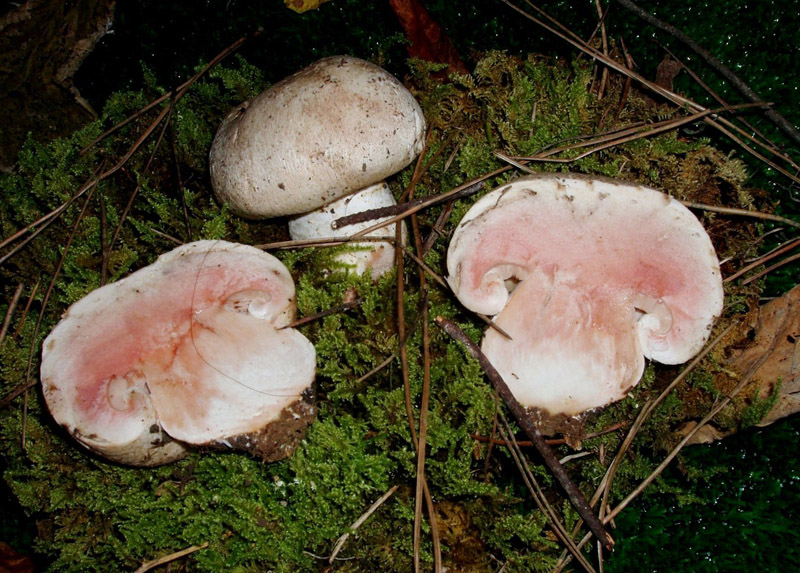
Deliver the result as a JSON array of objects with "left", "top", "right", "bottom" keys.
[{"left": 0, "top": 41, "right": 794, "bottom": 572}]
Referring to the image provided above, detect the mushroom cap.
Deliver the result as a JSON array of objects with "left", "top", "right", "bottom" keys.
[
  {"left": 209, "top": 55, "right": 426, "bottom": 219},
  {"left": 447, "top": 173, "right": 723, "bottom": 415},
  {"left": 41, "top": 240, "right": 316, "bottom": 466}
]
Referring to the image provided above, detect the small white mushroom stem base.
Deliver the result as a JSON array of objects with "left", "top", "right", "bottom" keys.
[{"left": 288, "top": 182, "right": 407, "bottom": 279}]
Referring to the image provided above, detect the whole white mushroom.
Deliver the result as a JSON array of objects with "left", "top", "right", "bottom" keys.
[{"left": 209, "top": 55, "right": 426, "bottom": 278}]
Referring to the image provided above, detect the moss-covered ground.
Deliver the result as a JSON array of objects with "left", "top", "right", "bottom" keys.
[{"left": 0, "top": 18, "right": 798, "bottom": 570}]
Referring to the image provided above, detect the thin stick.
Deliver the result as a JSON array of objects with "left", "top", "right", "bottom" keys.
[
  {"left": 405, "top": 147, "right": 442, "bottom": 573},
  {"left": 22, "top": 187, "right": 96, "bottom": 448},
  {"left": 0, "top": 284, "right": 24, "bottom": 346},
  {"left": 81, "top": 28, "right": 262, "bottom": 154},
  {"left": 279, "top": 299, "right": 362, "bottom": 330},
  {"left": 349, "top": 178, "right": 493, "bottom": 240},
  {"left": 395, "top": 224, "right": 441, "bottom": 573},
  {"left": 500, "top": 0, "right": 800, "bottom": 185},
  {"left": 596, "top": 324, "right": 732, "bottom": 548},
  {"left": 502, "top": 102, "right": 766, "bottom": 166},
  {"left": 604, "top": 371, "right": 753, "bottom": 524},
  {"left": 471, "top": 421, "right": 627, "bottom": 447},
  {"left": 741, "top": 251, "right": 800, "bottom": 286},
  {"left": 657, "top": 43, "right": 787, "bottom": 161},
  {"left": 593, "top": 0, "right": 610, "bottom": 99},
  {"left": 680, "top": 201, "right": 800, "bottom": 230},
  {"left": 255, "top": 235, "right": 396, "bottom": 250},
  {"left": 0, "top": 162, "right": 104, "bottom": 265},
  {"left": 497, "top": 412, "right": 597, "bottom": 572},
  {"left": 328, "top": 485, "right": 399, "bottom": 563},
  {"left": 99, "top": 192, "right": 109, "bottom": 285},
  {"left": 553, "top": 323, "right": 739, "bottom": 572},
  {"left": 725, "top": 236, "right": 800, "bottom": 283},
  {"left": 110, "top": 97, "right": 177, "bottom": 250},
  {"left": 402, "top": 247, "right": 512, "bottom": 340},
  {"left": 333, "top": 180, "right": 485, "bottom": 230},
  {"left": 434, "top": 316, "right": 615, "bottom": 551},
  {"left": 354, "top": 353, "right": 396, "bottom": 384},
  {"left": 2, "top": 29, "right": 262, "bottom": 265},
  {"left": 133, "top": 542, "right": 210, "bottom": 573}
]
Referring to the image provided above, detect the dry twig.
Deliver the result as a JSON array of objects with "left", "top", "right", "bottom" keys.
[
  {"left": 133, "top": 542, "right": 209, "bottom": 573},
  {"left": 328, "top": 485, "right": 399, "bottom": 563},
  {"left": 435, "top": 316, "right": 615, "bottom": 552}
]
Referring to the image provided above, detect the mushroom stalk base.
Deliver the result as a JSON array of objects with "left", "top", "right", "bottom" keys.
[{"left": 288, "top": 182, "right": 407, "bottom": 278}]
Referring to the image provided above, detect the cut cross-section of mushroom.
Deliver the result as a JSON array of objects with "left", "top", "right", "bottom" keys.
[
  {"left": 41, "top": 240, "right": 316, "bottom": 466},
  {"left": 209, "top": 55, "right": 425, "bottom": 278},
  {"left": 447, "top": 173, "right": 724, "bottom": 416}
]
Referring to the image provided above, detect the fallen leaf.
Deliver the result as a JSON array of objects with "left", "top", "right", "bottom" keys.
[{"left": 284, "top": 0, "right": 332, "bottom": 14}]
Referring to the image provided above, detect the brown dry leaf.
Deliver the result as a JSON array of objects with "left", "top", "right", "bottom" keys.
[
  {"left": 284, "top": 0, "right": 332, "bottom": 14},
  {"left": 726, "top": 284, "right": 800, "bottom": 426},
  {"left": 389, "top": 0, "right": 468, "bottom": 75},
  {"left": 0, "top": 542, "right": 35, "bottom": 573}
]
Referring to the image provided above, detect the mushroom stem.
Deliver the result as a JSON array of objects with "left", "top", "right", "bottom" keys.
[
  {"left": 288, "top": 182, "right": 407, "bottom": 278},
  {"left": 434, "top": 315, "right": 616, "bottom": 552},
  {"left": 632, "top": 292, "right": 674, "bottom": 356}
]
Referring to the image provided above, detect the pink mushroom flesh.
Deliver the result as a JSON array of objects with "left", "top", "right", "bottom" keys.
[
  {"left": 41, "top": 241, "right": 315, "bottom": 464},
  {"left": 447, "top": 175, "right": 723, "bottom": 415}
]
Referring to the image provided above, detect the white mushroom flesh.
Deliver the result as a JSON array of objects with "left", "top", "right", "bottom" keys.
[
  {"left": 40, "top": 240, "right": 315, "bottom": 465},
  {"left": 447, "top": 174, "right": 724, "bottom": 416}
]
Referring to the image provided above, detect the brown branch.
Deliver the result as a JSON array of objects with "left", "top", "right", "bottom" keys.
[
  {"left": 471, "top": 421, "right": 627, "bottom": 447},
  {"left": 395, "top": 217, "right": 441, "bottom": 572},
  {"left": 553, "top": 323, "right": 737, "bottom": 572},
  {"left": 402, "top": 247, "right": 513, "bottom": 340},
  {"left": 503, "top": 102, "right": 768, "bottom": 166},
  {"left": 279, "top": 299, "right": 362, "bottom": 330},
  {"left": 332, "top": 180, "right": 484, "bottom": 230},
  {"left": 741, "top": 251, "right": 800, "bottom": 286},
  {"left": 680, "top": 201, "right": 800, "bottom": 230},
  {"left": 725, "top": 237, "right": 800, "bottom": 283},
  {"left": 80, "top": 28, "right": 263, "bottom": 154},
  {"left": 21, "top": 185, "right": 96, "bottom": 447},
  {"left": 500, "top": 0, "right": 800, "bottom": 185},
  {"left": 496, "top": 410, "right": 597, "bottom": 572},
  {"left": 404, "top": 146, "right": 442, "bottom": 573},
  {"left": 434, "top": 316, "right": 615, "bottom": 552},
  {"left": 328, "top": 485, "right": 400, "bottom": 563},
  {"left": 0, "top": 283, "right": 24, "bottom": 346},
  {"left": 604, "top": 369, "right": 753, "bottom": 524}
]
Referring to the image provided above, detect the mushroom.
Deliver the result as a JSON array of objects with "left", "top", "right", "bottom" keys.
[
  {"left": 41, "top": 240, "right": 316, "bottom": 466},
  {"left": 209, "top": 55, "right": 426, "bottom": 278},
  {"left": 446, "top": 173, "right": 724, "bottom": 417}
]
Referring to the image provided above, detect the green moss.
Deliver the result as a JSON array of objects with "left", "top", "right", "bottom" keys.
[
  {"left": 0, "top": 50, "right": 782, "bottom": 571},
  {"left": 739, "top": 379, "right": 781, "bottom": 429}
]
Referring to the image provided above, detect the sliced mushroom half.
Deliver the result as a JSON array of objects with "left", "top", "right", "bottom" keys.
[
  {"left": 41, "top": 241, "right": 316, "bottom": 466},
  {"left": 447, "top": 174, "right": 723, "bottom": 416}
]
